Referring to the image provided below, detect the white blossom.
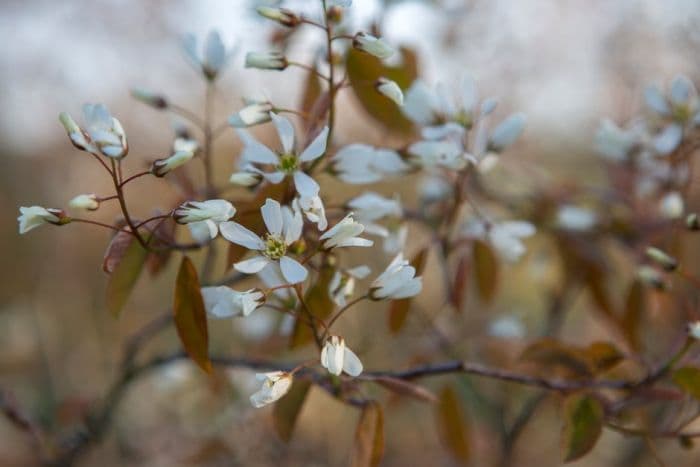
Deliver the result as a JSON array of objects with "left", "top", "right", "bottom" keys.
[
  {"left": 152, "top": 138, "right": 198, "bottom": 176},
  {"left": 383, "top": 224, "right": 408, "bottom": 254},
  {"left": 353, "top": 32, "right": 394, "bottom": 59},
  {"left": 201, "top": 286, "right": 265, "bottom": 318},
  {"left": 17, "top": 206, "right": 64, "bottom": 234},
  {"left": 688, "top": 321, "right": 700, "bottom": 341},
  {"left": 464, "top": 219, "right": 536, "bottom": 262},
  {"left": 409, "top": 140, "right": 467, "bottom": 170},
  {"left": 489, "top": 315, "right": 526, "bottom": 339},
  {"left": 376, "top": 78, "right": 404, "bottom": 106},
  {"left": 228, "top": 102, "right": 273, "bottom": 128},
  {"left": 489, "top": 113, "right": 526, "bottom": 151},
  {"left": 182, "top": 30, "right": 231, "bottom": 81},
  {"left": 175, "top": 199, "right": 236, "bottom": 241},
  {"left": 60, "top": 104, "right": 128, "bottom": 159},
  {"left": 235, "top": 113, "right": 328, "bottom": 198},
  {"left": 296, "top": 194, "right": 328, "bottom": 230},
  {"left": 250, "top": 372, "right": 293, "bottom": 408},
  {"left": 332, "top": 144, "right": 408, "bottom": 184},
  {"left": 220, "top": 198, "right": 308, "bottom": 284},
  {"left": 370, "top": 252, "right": 422, "bottom": 300},
  {"left": 329, "top": 266, "right": 371, "bottom": 307},
  {"left": 245, "top": 52, "right": 288, "bottom": 70},
  {"left": 320, "top": 335, "right": 363, "bottom": 377},
  {"left": 69, "top": 194, "right": 99, "bottom": 211},
  {"left": 556, "top": 205, "right": 597, "bottom": 232},
  {"left": 595, "top": 119, "right": 639, "bottom": 162},
  {"left": 347, "top": 192, "right": 402, "bottom": 237},
  {"left": 658, "top": 191, "right": 684, "bottom": 219},
  {"left": 320, "top": 214, "right": 373, "bottom": 250}
]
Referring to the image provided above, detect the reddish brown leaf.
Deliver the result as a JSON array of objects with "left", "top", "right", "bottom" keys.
[
  {"left": 450, "top": 254, "right": 470, "bottom": 312},
  {"left": 622, "top": 279, "right": 647, "bottom": 350},
  {"left": 371, "top": 376, "right": 437, "bottom": 403},
  {"left": 473, "top": 240, "right": 499, "bottom": 304},
  {"left": 351, "top": 402, "right": 385, "bottom": 467},
  {"left": 173, "top": 256, "right": 211, "bottom": 373},
  {"left": 273, "top": 379, "right": 311, "bottom": 442},
  {"left": 436, "top": 385, "right": 471, "bottom": 463},
  {"left": 585, "top": 341, "right": 624, "bottom": 373},
  {"left": 520, "top": 338, "right": 594, "bottom": 378},
  {"left": 105, "top": 231, "right": 148, "bottom": 317}
]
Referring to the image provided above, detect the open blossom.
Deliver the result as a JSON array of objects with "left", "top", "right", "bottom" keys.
[
  {"left": 296, "top": 194, "right": 328, "bottom": 231},
  {"left": 152, "top": 138, "right": 198, "bottom": 176},
  {"left": 201, "top": 287, "right": 265, "bottom": 318},
  {"left": 321, "top": 336, "right": 363, "bottom": 377},
  {"left": 250, "top": 372, "right": 293, "bottom": 408},
  {"left": 644, "top": 75, "right": 700, "bottom": 155},
  {"left": 353, "top": 32, "right": 394, "bottom": 59},
  {"left": 370, "top": 252, "right": 423, "bottom": 300},
  {"left": 69, "top": 194, "right": 99, "bottom": 211},
  {"left": 329, "top": 266, "right": 371, "bottom": 307},
  {"left": 59, "top": 104, "right": 128, "bottom": 159},
  {"left": 409, "top": 140, "right": 467, "bottom": 170},
  {"left": 320, "top": 214, "right": 373, "bottom": 250},
  {"left": 331, "top": 144, "right": 408, "bottom": 184},
  {"left": 228, "top": 102, "right": 273, "bottom": 128},
  {"left": 347, "top": 192, "right": 402, "bottom": 239},
  {"left": 175, "top": 199, "right": 236, "bottom": 242},
  {"left": 464, "top": 219, "right": 536, "bottom": 262},
  {"left": 235, "top": 113, "right": 328, "bottom": 198},
  {"left": 18, "top": 206, "right": 64, "bottom": 234},
  {"left": 182, "top": 30, "right": 231, "bottom": 81},
  {"left": 376, "top": 78, "right": 404, "bottom": 106},
  {"left": 220, "top": 198, "right": 308, "bottom": 284}
]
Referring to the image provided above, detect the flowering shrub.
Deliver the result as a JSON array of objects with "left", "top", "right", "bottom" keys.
[{"left": 11, "top": 1, "right": 700, "bottom": 465}]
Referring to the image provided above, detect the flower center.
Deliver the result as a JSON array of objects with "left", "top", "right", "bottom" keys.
[
  {"left": 455, "top": 110, "right": 472, "bottom": 128},
  {"left": 264, "top": 234, "right": 287, "bottom": 260},
  {"left": 673, "top": 104, "right": 691, "bottom": 123},
  {"left": 278, "top": 153, "right": 299, "bottom": 173}
]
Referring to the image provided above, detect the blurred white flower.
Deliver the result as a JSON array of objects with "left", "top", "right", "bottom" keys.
[
  {"left": 409, "top": 140, "right": 467, "bottom": 170},
  {"left": 183, "top": 30, "right": 232, "bottom": 81},
  {"left": 175, "top": 199, "right": 236, "bottom": 241},
  {"left": 353, "top": 32, "right": 394, "bottom": 59},
  {"left": 250, "top": 371, "right": 293, "bottom": 408},
  {"left": 420, "top": 175, "right": 453, "bottom": 203},
  {"left": 329, "top": 266, "right": 371, "bottom": 307},
  {"left": 60, "top": 104, "right": 128, "bottom": 159},
  {"left": 332, "top": 144, "right": 408, "bottom": 184},
  {"left": 245, "top": 52, "right": 288, "bottom": 71},
  {"left": 594, "top": 119, "right": 639, "bottom": 162},
  {"left": 489, "top": 315, "right": 526, "bottom": 339},
  {"left": 17, "top": 206, "right": 63, "bottom": 234},
  {"left": 688, "top": 321, "right": 700, "bottom": 341},
  {"left": 220, "top": 198, "right": 307, "bottom": 284},
  {"left": 256, "top": 6, "right": 300, "bottom": 27},
  {"left": 320, "top": 214, "right": 373, "bottom": 250},
  {"left": 228, "top": 102, "right": 273, "bottom": 128},
  {"left": 347, "top": 192, "right": 402, "bottom": 237},
  {"left": 370, "top": 252, "right": 422, "bottom": 300},
  {"left": 383, "top": 224, "right": 408, "bottom": 254},
  {"left": 202, "top": 286, "right": 265, "bottom": 318},
  {"left": 68, "top": 194, "right": 99, "bottom": 211},
  {"left": 465, "top": 219, "right": 535, "bottom": 262},
  {"left": 320, "top": 335, "right": 363, "bottom": 377},
  {"left": 658, "top": 191, "right": 684, "bottom": 219},
  {"left": 296, "top": 194, "right": 328, "bottom": 231},
  {"left": 376, "top": 78, "right": 404, "bottom": 106},
  {"left": 556, "top": 205, "right": 597, "bottom": 232},
  {"left": 652, "top": 123, "right": 683, "bottom": 155},
  {"left": 152, "top": 138, "right": 198, "bottom": 176},
  {"left": 235, "top": 113, "right": 328, "bottom": 198},
  {"left": 488, "top": 113, "right": 526, "bottom": 151}
]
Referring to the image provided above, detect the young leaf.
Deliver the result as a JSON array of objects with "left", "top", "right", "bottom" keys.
[
  {"left": 520, "top": 338, "right": 594, "bottom": 378},
  {"left": 388, "top": 247, "right": 429, "bottom": 333},
  {"left": 561, "top": 394, "right": 604, "bottom": 462},
  {"left": 473, "top": 240, "right": 499, "bottom": 303},
  {"left": 105, "top": 232, "right": 148, "bottom": 317},
  {"left": 173, "top": 256, "right": 211, "bottom": 373},
  {"left": 672, "top": 367, "right": 700, "bottom": 400},
  {"left": 273, "top": 380, "right": 311, "bottom": 442},
  {"left": 436, "top": 385, "right": 471, "bottom": 463},
  {"left": 351, "top": 402, "right": 385, "bottom": 467}
]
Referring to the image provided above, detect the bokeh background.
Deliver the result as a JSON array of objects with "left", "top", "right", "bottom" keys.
[{"left": 2, "top": 0, "right": 700, "bottom": 465}]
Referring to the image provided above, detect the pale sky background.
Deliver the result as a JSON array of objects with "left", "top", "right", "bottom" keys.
[{"left": 1, "top": 0, "right": 700, "bottom": 155}]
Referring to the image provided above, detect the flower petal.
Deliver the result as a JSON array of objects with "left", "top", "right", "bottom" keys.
[
  {"left": 299, "top": 126, "right": 329, "bottom": 162},
  {"left": 237, "top": 129, "right": 280, "bottom": 164},
  {"left": 235, "top": 255, "right": 271, "bottom": 274},
  {"left": 261, "top": 198, "right": 283, "bottom": 236},
  {"left": 342, "top": 347, "right": 363, "bottom": 376},
  {"left": 271, "top": 112, "right": 295, "bottom": 154},
  {"left": 220, "top": 222, "right": 266, "bottom": 250},
  {"left": 279, "top": 256, "right": 308, "bottom": 284}
]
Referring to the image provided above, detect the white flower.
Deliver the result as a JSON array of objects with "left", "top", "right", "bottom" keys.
[
  {"left": 370, "top": 252, "right": 422, "bottom": 300},
  {"left": 329, "top": 266, "right": 371, "bottom": 307},
  {"left": 347, "top": 192, "right": 402, "bottom": 237},
  {"left": 182, "top": 30, "right": 231, "bottom": 81},
  {"left": 228, "top": 102, "right": 273, "bottom": 128},
  {"left": 658, "top": 191, "right": 684, "bottom": 219},
  {"left": 464, "top": 220, "right": 536, "bottom": 263},
  {"left": 236, "top": 113, "right": 328, "bottom": 198},
  {"left": 220, "top": 198, "right": 308, "bottom": 284},
  {"left": 250, "top": 371, "right": 293, "bottom": 408},
  {"left": 320, "top": 336, "right": 363, "bottom": 377},
  {"left": 353, "top": 32, "right": 394, "bottom": 59},
  {"left": 175, "top": 199, "right": 236, "bottom": 241},
  {"left": 383, "top": 224, "right": 408, "bottom": 254},
  {"left": 60, "top": 104, "right": 128, "bottom": 159},
  {"left": 489, "top": 315, "right": 526, "bottom": 339},
  {"left": 332, "top": 144, "right": 408, "bottom": 184},
  {"left": 68, "top": 194, "right": 99, "bottom": 211},
  {"left": 420, "top": 175, "right": 453, "bottom": 203},
  {"left": 296, "top": 194, "right": 328, "bottom": 230},
  {"left": 652, "top": 123, "right": 683, "bottom": 155},
  {"left": 595, "top": 119, "right": 639, "bottom": 162},
  {"left": 489, "top": 113, "right": 526, "bottom": 151},
  {"left": 152, "top": 138, "right": 198, "bottom": 176},
  {"left": 408, "top": 140, "right": 467, "bottom": 170},
  {"left": 256, "top": 6, "right": 300, "bottom": 27},
  {"left": 556, "top": 205, "right": 597, "bottom": 232},
  {"left": 319, "top": 214, "right": 373, "bottom": 250},
  {"left": 18, "top": 206, "right": 63, "bottom": 234},
  {"left": 201, "top": 286, "right": 265, "bottom": 318},
  {"left": 259, "top": 263, "right": 295, "bottom": 303},
  {"left": 245, "top": 52, "right": 288, "bottom": 70},
  {"left": 376, "top": 78, "right": 404, "bottom": 106},
  {"left": 688, "top": 321, "right": 700, "bottom": 341}
]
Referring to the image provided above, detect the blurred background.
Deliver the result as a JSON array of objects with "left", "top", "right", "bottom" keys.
[{"left": 2, "top": 0, "right": 700, "bottom": 465}]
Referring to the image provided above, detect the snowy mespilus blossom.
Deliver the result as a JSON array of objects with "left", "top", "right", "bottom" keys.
[
  {"left": 250, "top": 372, "right": 293, "bottom": 408},
  {"left": 182, "top": 30, "right": 231, "bottom": 81},
  {"left": 464, "top": 219, "right": 536, "bottom": 263},
  {"left": 320, "top": 335, "right": 363, "bottom": 377},
  {"left": 245, "top": 52, "right": 288, "bottom": 71},
  {"left": 175, "top": 199, "right": 236, "bottom": 242},
  {"left": 556, "top": 205, "right": 597, "bottom": 232},
  {"left": 369, "top": 252, "right": 423, "bottom": 300},
  {"left": 17, "top": 206, "right": 65, "bottom": 234},
  {"left": 69, "top": 194, "right": 99, "bottom": 211},
  {"left": 353, "top": 32, "right": 394, "bottom": 59},
  {"left": 152, "top": 138, "right": 198, "bottom": 176},
  {"left": 201, "top": 287, "right": 265, "bottom": 318},
  {"left": 235, "top": 113, "right": 328, "bottom": 198},
  {"left": 688, "top": 321, "right": 700, "bottom": 341},
  {"left": 331, "top": 144, "right": 409, "bottom": 184},
  {"left": 59, "top": 104, "right": 128, "bottom": 159},
  {"left": 296, "top": 194, "right": 328, "bottom": 231},
  {"left": 319, "top": 214, "right": 373, "bottom": 250},
  {"left": 329, "top": 266, "right": 371, "bottom": 307},
  {"left": 220, "top": 198, "right": 307, "bottom": 284}
]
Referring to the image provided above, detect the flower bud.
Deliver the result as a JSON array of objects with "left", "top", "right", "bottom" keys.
[
  {"left": 688, "top": 321, "right": 700, "bottom": 341},
  {"left": 375, "top": 78, "right": 404, "bottom": 106},
  {"left": 228, "top": 102, "right": 273, "bottom": 127},
  {"left": 69, "top": 194, "right": 100, "bottom": 211},
  {"left": 229, "top": 171, "right": 262, "bottom": 187},
  {"left": 152, "top": 150, "right": 194, "bottom": 177},
  {"left": 58, "top": 112, "right": 92, "bottom": 152},
  {"left": 686, "top": 213, "right": 699, "bottom": 231},
  {"left": 646, "top": 247, "right": 678, "bottom": 271},
  {"left": 130, "top": 88, "right": 168, "bottom": 109},
  {"left": 353, "top": 32, "right": 394, "bottom": 59},
  {"left": 637, "top": 265, "right": 666, "bottom": 290},
  {"left": 18, "top": 206, "right": 68, "bottom": 234},
  {"left": 256, "top": 6, "right": 300, "bottom": 27},
  {"left": 245, "top": 52, "right": 288, "bottom": 71}
]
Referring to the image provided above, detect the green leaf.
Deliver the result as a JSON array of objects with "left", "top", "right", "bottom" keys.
[
  {"left": 473, "top": 240, "right": 499, "bottom": 303},
  {"left": 388, "top": 247, "right": 429, "bottom": 333},
  {"left": 346, "top": 47, "right": 418, "bottom": 134},
  {"left": 436, "top": 385, "right": 471, "bottom": 464},
  {"left": 561, "top": 394, "right": 604, "bottom": 462},
  {"left": 105, "top": 232, "right": 148, "bottom": 317},
  {"left": 672, "top": 367, "right": 700, "bottom": 400},
  {"left": 290, "top": 261, "right": 335, "bottom": 349},
  {"left": 173, "top": 256, "right": 211, "bottom": 373},
  {"left": 351, "top": 402, "right": 385, "bottom": 467},
  {"left": 273, "top": 379, "right": 311, "bottom": 442}
]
